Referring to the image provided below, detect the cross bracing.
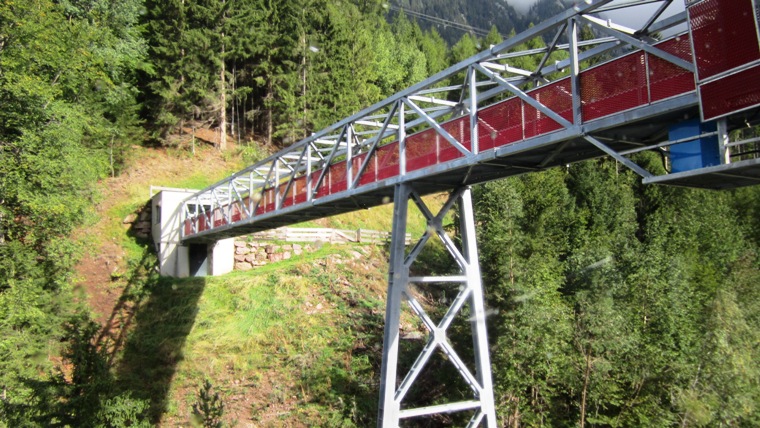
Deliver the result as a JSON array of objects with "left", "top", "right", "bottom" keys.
[{"left": 182, "top": 0, "right": 760, "bottom": 244}]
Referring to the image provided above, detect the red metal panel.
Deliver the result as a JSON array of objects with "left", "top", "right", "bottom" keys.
[
  {"left": 213, "top": 207, "right": 225, "bottom": 228},
  {"left": 649, "top": 36, "right": 696, "bottom": 102},
  {"left": 230, "top": 201, "right": 242, "bottom": 222},
  {"left": 293, "top": 176, "right": 307, "bottom": 205},
  {"left": 581, "top": 52, "right": 648, "bottom": 121},
  {"left": 184, "top": 219, "right": 193, "bottom": 236},
  {"left": 478, "top": 97, "right": 523, "bottom": 151},
  {"left": 377, "top": 142, "right": 399, "bottom": 180},
  {"left": 700, "top": 63, "right": 760, "bottom": 120},
  {"left": 406, "top": 128, "right": 438, "bottom": 171},
  {"left": 355, "top": 152, "right": 377, "bottom": 186},
  {"left": 280, "top": 181, "right": 294, "bottom": 208},
  {"left": 329, "top": 161, "right": 347, "bottom": 194},
  {"left": 439, "top": 117, "right": 472, "bottom": 162},
  {"left": 524, "top": 78, "right": 573, "bottom": 138},
  {"left": 198, "top": 215, "right": 207, "bottom": 232},
  {"left": 689, "top": 0, "right": 760, "bottom": 81},
  {"left": 259, "top": 188, "right": 275, "bottom": 214},
  {"left": 312, "top": 170, "right": 329, "bottom": 198}
]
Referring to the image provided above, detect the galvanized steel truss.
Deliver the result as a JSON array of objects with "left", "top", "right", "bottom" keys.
[
  {"left": 378, "top": 185, "right": 496, "bottom": 427},
  {"left": 181, "top": 0, "right": 725, "bottom": 241}
]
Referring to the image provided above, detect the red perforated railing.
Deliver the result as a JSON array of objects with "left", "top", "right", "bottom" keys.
[
  {"left": 185, "top": 35, "right": 697, "bottom": 236},
  {"left": 689, "top": 0, "right": 760, "bottom": 81}
]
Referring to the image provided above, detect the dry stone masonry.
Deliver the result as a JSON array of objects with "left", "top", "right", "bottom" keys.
[{"left": 233, "top": 240, "right": 313, "bottom": 271}]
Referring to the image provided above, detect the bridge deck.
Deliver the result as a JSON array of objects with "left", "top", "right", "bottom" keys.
[{"left": 181, "top": 0, "right": 760, "bottom": 244}]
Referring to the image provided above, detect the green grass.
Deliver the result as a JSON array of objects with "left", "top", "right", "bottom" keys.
[{"left": 112, "top": 246, "right": 388, "bottom": 426}]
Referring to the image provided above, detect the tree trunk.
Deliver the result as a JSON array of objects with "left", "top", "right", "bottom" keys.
[
  {"left": 580, "top": 348, "right": 591, "bottom": 428},
  {"left": 266, "top": 79, "right": 273, "bottom": 146},
  {"left": 219, "top": 25, "right": 227, "bottom": 151}
]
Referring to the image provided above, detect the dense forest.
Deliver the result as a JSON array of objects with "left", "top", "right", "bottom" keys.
[{"left": 1, "top": 0, "right": 759, "bottom": 426}]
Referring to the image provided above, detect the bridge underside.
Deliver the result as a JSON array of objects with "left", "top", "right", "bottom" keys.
[{"left": 182, "top": 96, "right": 707, "bottom": 243}]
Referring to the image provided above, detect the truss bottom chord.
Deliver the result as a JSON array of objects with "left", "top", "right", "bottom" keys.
[{"left": 377, "top": 184, "right": 497, "bottom": 427}]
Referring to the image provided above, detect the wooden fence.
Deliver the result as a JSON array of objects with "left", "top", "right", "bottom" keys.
[{"left": 247, "top": 227, "right": 412, "bottom": 245}]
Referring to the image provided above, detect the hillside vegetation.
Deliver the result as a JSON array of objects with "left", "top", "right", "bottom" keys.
[{"left": 2, "top": 0, "right": 760, "bottom": 427}]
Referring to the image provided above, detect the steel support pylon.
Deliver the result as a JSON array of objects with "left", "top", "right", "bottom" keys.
[{"left": 378, "top": 184, "right": 496, "bottom": 427}]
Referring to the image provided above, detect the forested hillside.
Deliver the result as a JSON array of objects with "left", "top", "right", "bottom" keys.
[{"left": 1, "top": 0, "right": 760, "bottom": 426}]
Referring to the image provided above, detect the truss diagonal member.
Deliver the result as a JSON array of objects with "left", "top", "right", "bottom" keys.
[
  {"left": 277, "top": 145, "right": 310, "bottom": 210},
  {"left": 394, "top": 329, "right": 439, "bottom": 404},
  {"left": 405, "top": 292, "right": 438, "bottom": 333},
  {"left": 229, "top": 181, "right": 250, "bottom": 219},
  {"left": 584, "top": 135, "right": 653, "bottom": 178},
  {"left": 312, "top": 125, "right": 348, "bottom": 200},
  {"left": 352, "top": 102, "right": 400, "bottom": 190},
  {"left": 402, "top": 98, "right": 471, "bottom": 157},
  {"left": 581, "top": 14, "right": 695, "bottom": 73},
  {"left": 639, "top": 0, "right": 674, "bottom": 35},
  {"left": 474, "top": 64, "right": 575, "bottom": 129},
  {"left": 536, "top": 22, "right": 568, "bottom": 74}
]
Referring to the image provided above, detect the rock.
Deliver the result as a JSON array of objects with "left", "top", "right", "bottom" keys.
[
  {"left": 282, "top": 244, "right": 293, "bottom": 251},
  {"left": 138, "top": 211, "right": 150, "bottom": 222},
  {"left": 283, "top": 251, "right": 291, "bottom": 260},
  {"left": 122, "top": 213, "right": 138, "bottom": 224},
  {"left": 265, "top": 244, "right": 275, "bottom": 254},
  {"left": 235, "top": 262, "right": 253, "bottom": 271},
  {"left": 294, "top": 249, "right": 303, "bottom": 256},
  {"left": 293, "top": 244, "right": 302, "bottom": 251},
  {"left": 235, "top": 247, "right": 250, "bottom": 255},
  {"left": 269, "top": 253, "right": 284, "bottom": 262},
  {"left": 234, "top": 241, "right": 247, "bottom": 248},
  {"left": 234, "top": 254, "right": 247, "bottom": 262},
  {"left": 244, "top": 254, "right": 256, "bottom": 263}
]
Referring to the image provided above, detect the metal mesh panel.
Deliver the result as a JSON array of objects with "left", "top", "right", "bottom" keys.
[
  {"left": 689, "top": 0, "right": 760, "bottom": 81},
  {"left": 258, "top": 188, "right": 275, "bottom": 214},
  {"left": 329, "top": 161, "right": 348, "bottom": 194},
  {"left": 230, "top": 201, "right": 243, "bottom": 222},
  {"left": 313, "top": 170, "right": 329, "bottom": 199},
  {"left": 700, "top": 63, "right": 760, "bottom": 120},
  {"left": 581, "top": 52, "right": 648, "bottom": 121},
  {"left": 280, "top": 182, "right": 294, "bottom": 208},
  {"left": 440, "top": 117, "right": 471, "bottom": 162},
  {"left": 293, "top": 176, "right": 307, "bottom": 204},
  {"left": 649, "top": 36, "right": 696, "bottom": 102},
  {"left": 213, "top": 208, "right": 225, "bottom": 228},
  {"left": 406, "top": 128, "right": 437, "bottom": 171},
  {"left": 377, "top": 142, "right": 400, "bottom": 180},
  {"left": 524, "top": 78, "right": 573, "bottom": 138},
  {"left": 356, "top": 152, "right": 376, "bottom": 186},
  {"left": 478, "top": 97, "right": 523, "bottom": 151}
]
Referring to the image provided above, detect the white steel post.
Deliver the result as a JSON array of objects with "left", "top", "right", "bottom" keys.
[
  {"left": 460, "top": 187, "right": 497, "bottom": 427},
  {"left": 378, "top": 183, "right": 412, "bottom": 427}
]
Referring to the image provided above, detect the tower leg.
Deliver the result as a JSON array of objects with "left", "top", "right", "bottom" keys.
[{"left": 377, "top": 185, "right": 497, "bottom": 427}]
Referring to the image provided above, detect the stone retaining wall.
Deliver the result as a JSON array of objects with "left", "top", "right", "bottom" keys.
[{"left": 233, "top": 240, "right": 314, "bottom": 271}]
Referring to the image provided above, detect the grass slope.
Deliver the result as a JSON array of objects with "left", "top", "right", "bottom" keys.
[
  {"left": 114, "top": 245, "right": 389, "bottom": 426},
  {"left": 79, "top": 146, "right": 439, "bottom": 426}
]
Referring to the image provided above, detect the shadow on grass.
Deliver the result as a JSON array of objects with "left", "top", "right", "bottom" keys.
[{"left": 97, "top": 240, "right": 205, "bottom": 424}]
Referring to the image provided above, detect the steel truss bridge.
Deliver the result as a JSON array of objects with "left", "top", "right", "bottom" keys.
[{"left": 177, "top": 1, "right": 760, "bottom": 426}]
